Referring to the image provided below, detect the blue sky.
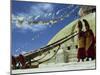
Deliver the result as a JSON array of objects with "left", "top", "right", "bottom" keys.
[{"left": 12, "top": 1, "right": 80, "bottom": 56}]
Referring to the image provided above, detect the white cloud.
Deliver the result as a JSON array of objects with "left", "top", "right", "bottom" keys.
[
  {"left": 12, "top": 14, "right": 17, "bottom": 24},
  {"left": 12, "top": 14, "right": 16, "bottom": 21},
  {"left": 12, "top": 14, "right": 48, "bottom": 32},
  {"left": 48, "top": 13, "right": 52, "bottom": 16},
  {"left": 15, "top": 48, "right": 21, "bottom": 53},
  {"left": 30, "top": 3, "right": 54, "bottom": 16},
  {"left": 11, "top": 4, "right": 56, "bottom": 32},
  {"left": 21, "top": 51, "right": 27, "bottom": 55},
  {"left": 37, "top": 3, "right": 53, "bottom": 12},
  {"left": 56, "top": 9, "right": 62, "bottom": 15},
  {"left": 56, "top": 7, "right": 68, "bottom": 15},
  {"left": 16, "top": 16, "right": 25, "bottom": 28},
  {"left": 34, "top": 15, "right": 40, "bottom": 20},
  {"left": 31, "top": 25, "right": 47, "bottom": 32},
  {"left": 32, "top": 38, "right": 35, "bottom": 41}
]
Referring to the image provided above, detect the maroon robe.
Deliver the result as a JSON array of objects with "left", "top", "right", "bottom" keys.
[
  {"left": 19, "top": 54, "right": 26, "bottom": 68},
  {"left": 77, "top": 31, "right": 86, "bottom": 59},
  {"left": 12, "top": 56, "right": 16, "bottom": 69},
  {"left": 85, "top": 29, "right": 96, "bottom": 59}
]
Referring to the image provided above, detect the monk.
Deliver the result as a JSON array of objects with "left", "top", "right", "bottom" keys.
[
  {"left": 83, "top": 19, "right": 96, "bottom": 61},
  {"left": 18, "top": 54, "right": 26, "bottom": 69},
  {"left": 12, "top": 56, "right": 16, "bottom": 69},
  {"left": 77, "top": 20, "right": 86, "bottom": 62}
]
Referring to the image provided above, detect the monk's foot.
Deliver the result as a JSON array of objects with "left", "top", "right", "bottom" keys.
[
  {"left": 91, "top": 58, "right": 95, "bottom": 60},
  {"left": 78, "top": 59, "right": 80, "bottom": 62},
  {"left": 82, "top": 59, "right": 84, "bottom": 62},
  {"left": 86, "top": 58, "right": 89, "bottom": 61}
]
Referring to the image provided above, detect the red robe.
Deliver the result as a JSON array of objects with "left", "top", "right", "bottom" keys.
[
  {"left": 77, "top": 48, "right": 86, "bottom": 59},
  {"left": 85, "top": 29, "right": 96, "bottom": 58},
  {"left": 77, "top": 31, "right": 86, "bottom": 59},
  {"left": 12, "top": 56, "right": 16, "bottom": 68},
  {"left": 19, "top": 54, "right": 26, "bottom": 68}
]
